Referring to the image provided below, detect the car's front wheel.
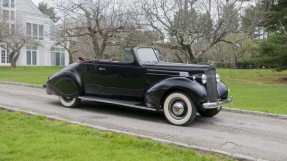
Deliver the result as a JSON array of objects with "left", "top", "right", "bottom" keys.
[
  {"left": 163, "top": 92, "right": 197, "bottom": 126},
  {"left": 59, "top": 96, "right": 80, "bottom": 108}
]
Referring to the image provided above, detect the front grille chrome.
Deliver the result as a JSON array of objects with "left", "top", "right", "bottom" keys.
[{"left": 205, "top": 70, "right": 218, "bottom": 102}]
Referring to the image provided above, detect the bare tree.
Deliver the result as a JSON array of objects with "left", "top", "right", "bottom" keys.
[
  {"left": 136, "top": 0, "right": 269, "bottom": 64},
  {"left": 221, "top": 33, "right": 255, "bottom": 68},
  {"left": 50, "top": 0, "right": 133, "bottom": 59},
  {"left": 241, "top": 1, "right": 271, "bottom": 39},
  {"left": 0, "top": 18, "right": 38, "bottom": 68}
]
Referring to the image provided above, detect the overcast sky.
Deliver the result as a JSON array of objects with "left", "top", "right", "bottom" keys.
[{"left": 31, "top": 0, "right": 44, "bottom": 6}]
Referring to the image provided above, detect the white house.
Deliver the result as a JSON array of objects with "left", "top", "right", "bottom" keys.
[{"left": 0, "top": 0, "right": 69, "bottom": 66}]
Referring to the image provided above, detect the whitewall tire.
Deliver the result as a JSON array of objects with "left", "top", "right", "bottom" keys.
[
  {"left": 59, "top": 96, "right": 80, "bottom": 108},
  {"left": 163, "top": 92, "right": 197, "bottom": 126}
]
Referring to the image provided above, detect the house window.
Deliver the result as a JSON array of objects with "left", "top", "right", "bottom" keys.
[
  {"left": 3, "top": 0, "right": 9, "bottom": 7},
  {"left": 26, "top": 46, "right": 37, "bottom": 65},
  {"left": 11, "top": 23, "right": 15, "bottom": 34},
  {"left": 26, "top": 23, "right": 32, "bottom": 36},
  {"left": 6, "top": 51, "right": 10, "bottom": 63},
  {"left": 51, "top": 47, "right": 65, "bottom": 66},
  {"left": 33, "top": 24, "right": 38, "bottom": 39},
  {"left": 1, "top": 49, "right": 10, "bottom": 64},
  {"left": 50, "top": 24, "right": 58, "bottom": 41},
  {"left": 1, "top": 50, "right": 6, "bottom": 63},
  {"left": 39, "top": 25, "right": 44, "bottom": 40},
  {"left": 11, "top": 11, "right": 15, "bottom": 20},
  {"left": 26, "top": 23, "right": 44, "bottom": 40},
  {"left": 3, "top": 10, "right": 9, "bottom": 20},
  {"left": 11, "top": 0, "right": 15, "bottom": 8}
]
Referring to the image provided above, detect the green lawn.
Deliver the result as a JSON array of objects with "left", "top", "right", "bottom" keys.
[
  {"left": 0, "top": 110, "right": 231, "bottom": 161},
  {"left": 217, "top": 69, "right": 287, "bottom": 114},
  {"left": 0, "top": 66, "right": 63, "bottom": 85}
]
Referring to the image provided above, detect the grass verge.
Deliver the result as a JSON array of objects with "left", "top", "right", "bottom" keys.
[
  {"left": 218, "top": 69, "right": 287, "bottom": 114},
  {"left": 0, "top": 110, "right": 232, "bottom": 161},
  {"left": 0, "top": 66, "right": 63, "bottom": 85}
]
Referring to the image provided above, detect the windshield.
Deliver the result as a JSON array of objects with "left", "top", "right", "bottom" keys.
[{"left": 137, "top": 48, "right": 159, "bottom": 62}]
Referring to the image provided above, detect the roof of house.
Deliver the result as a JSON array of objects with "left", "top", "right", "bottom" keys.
[{"left": 17, "top": 0, "right": 47, "bottom": 17}]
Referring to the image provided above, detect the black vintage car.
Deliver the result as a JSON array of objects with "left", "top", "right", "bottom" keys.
[{"left": 44, "top": 47, "right": 232, "bottom": 126}]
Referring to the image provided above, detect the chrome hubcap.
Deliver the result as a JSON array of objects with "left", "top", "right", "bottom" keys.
[
  {"left": 169, "top": 99, "right": 187, "bottom": 120},
  {"left": 172, "top": 102, "right": 185, "bottom": 116}
]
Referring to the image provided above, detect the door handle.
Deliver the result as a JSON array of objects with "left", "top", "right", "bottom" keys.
[{"left": 99, "top": 68, "right": 105, "bottom": 71}]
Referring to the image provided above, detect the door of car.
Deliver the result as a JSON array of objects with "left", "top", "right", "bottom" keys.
[
  {"left": 83, "top": 61, "right": 145, "bottom": 101},
  {"left": 100, "top": 63, "right": 144, "bottom": 98}
]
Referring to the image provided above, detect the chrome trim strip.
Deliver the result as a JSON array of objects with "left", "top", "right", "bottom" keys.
[
  {"left": 146, "top": 73, "right": 179, "bottom": 77},
  {"left": 78, "top": 96, "right": 157, "bottom": 111},
  {"left": 202, "top": 96, "right": 233, "bottom": 109},
  {"left": 146, "top": 69, "right": 179, "bottom": 74}
]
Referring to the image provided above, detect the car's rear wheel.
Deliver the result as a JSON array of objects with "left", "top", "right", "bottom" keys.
[
  {"left": 197, "top": 107, "right": 221, "bottom": 117},
  {"left": 163, "top": 92, "right": 197, "bottom": 126},
  {"left": 59, "top": 96, "right": 80, "bottom": 108}
]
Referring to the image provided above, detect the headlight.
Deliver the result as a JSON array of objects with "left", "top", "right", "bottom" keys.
[
  {"left": 202, "top": 74, "right": 207, "bottom": 84},
  {"left": 216, "top": 74, "right": 220, "bottom": 83}
]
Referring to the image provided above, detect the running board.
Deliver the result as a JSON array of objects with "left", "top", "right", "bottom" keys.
[{"left": 78, "top": 96, "right": 157, "bottom": 111}]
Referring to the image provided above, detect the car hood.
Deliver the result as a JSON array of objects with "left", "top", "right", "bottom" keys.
[{"left": 143, "top": 62, "right": 215, "bottom": 75}]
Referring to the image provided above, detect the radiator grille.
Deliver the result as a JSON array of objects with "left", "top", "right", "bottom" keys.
[{"left": 205, "top": 70, "right": 218, "bottom": 102}]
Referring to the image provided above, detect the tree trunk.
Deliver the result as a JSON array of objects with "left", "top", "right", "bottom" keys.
[
  {"left": 233, "top": 57, "right": 238, "bottom": 69},
  {"left": 65, "top": 48, "right": 74, "bottom": 64},
  {"left": 185, "top": 45, "right": 197, "bottom": 64},
  {"left": 69, "top": 53, "right": 74, "bottom": 64},
  {"left": 10, "top": 51, "right": 20, "bottom": 68},
  {"left": 11, "top": 60, "right": 16, "bottom": 68},
  {"left": 99, "top": 33, "right": 108, "bottom": 59},
  {"left": 91, "top": 36, "right": 101, "bottom": 59}
]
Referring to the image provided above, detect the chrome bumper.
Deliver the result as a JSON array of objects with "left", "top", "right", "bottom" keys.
[{"left": 202, "top": 96, "right": 233, "bottom": 109}]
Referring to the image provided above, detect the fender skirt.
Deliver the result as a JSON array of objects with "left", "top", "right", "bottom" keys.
[{"left": 45, "top": 70, "right": 83, "bottom": 97}]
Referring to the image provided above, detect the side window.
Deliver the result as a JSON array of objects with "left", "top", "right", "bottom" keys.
[
  {"left": 123, "top": 49, "right": 134, "bottom": 62},
  {"left": 155, "top": 49, "right": 164, "bottom": 62}
]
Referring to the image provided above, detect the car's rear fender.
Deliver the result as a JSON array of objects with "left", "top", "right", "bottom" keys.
[
  {"left": 46, "top": 69, "right": 83, "bottom": 97},
  {"left": 145, "top": 77, "right": 207, "bottom": 110}
]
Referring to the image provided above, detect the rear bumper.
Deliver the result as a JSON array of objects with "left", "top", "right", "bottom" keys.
[{"left": 202, "top": 96, "right": 233, "bottom": 109}]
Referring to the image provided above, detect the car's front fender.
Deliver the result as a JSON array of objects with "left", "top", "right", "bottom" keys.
[
  {"left": 217, "top": 81, "right": 229, "bottom": 99},
  {"left": 145, "top": 77, "right": 207, "bottom": 110}
]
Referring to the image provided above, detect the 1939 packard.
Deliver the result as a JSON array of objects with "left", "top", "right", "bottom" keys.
[{"left": 44, "top": 47, "right": 232, "bottom": 126}]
